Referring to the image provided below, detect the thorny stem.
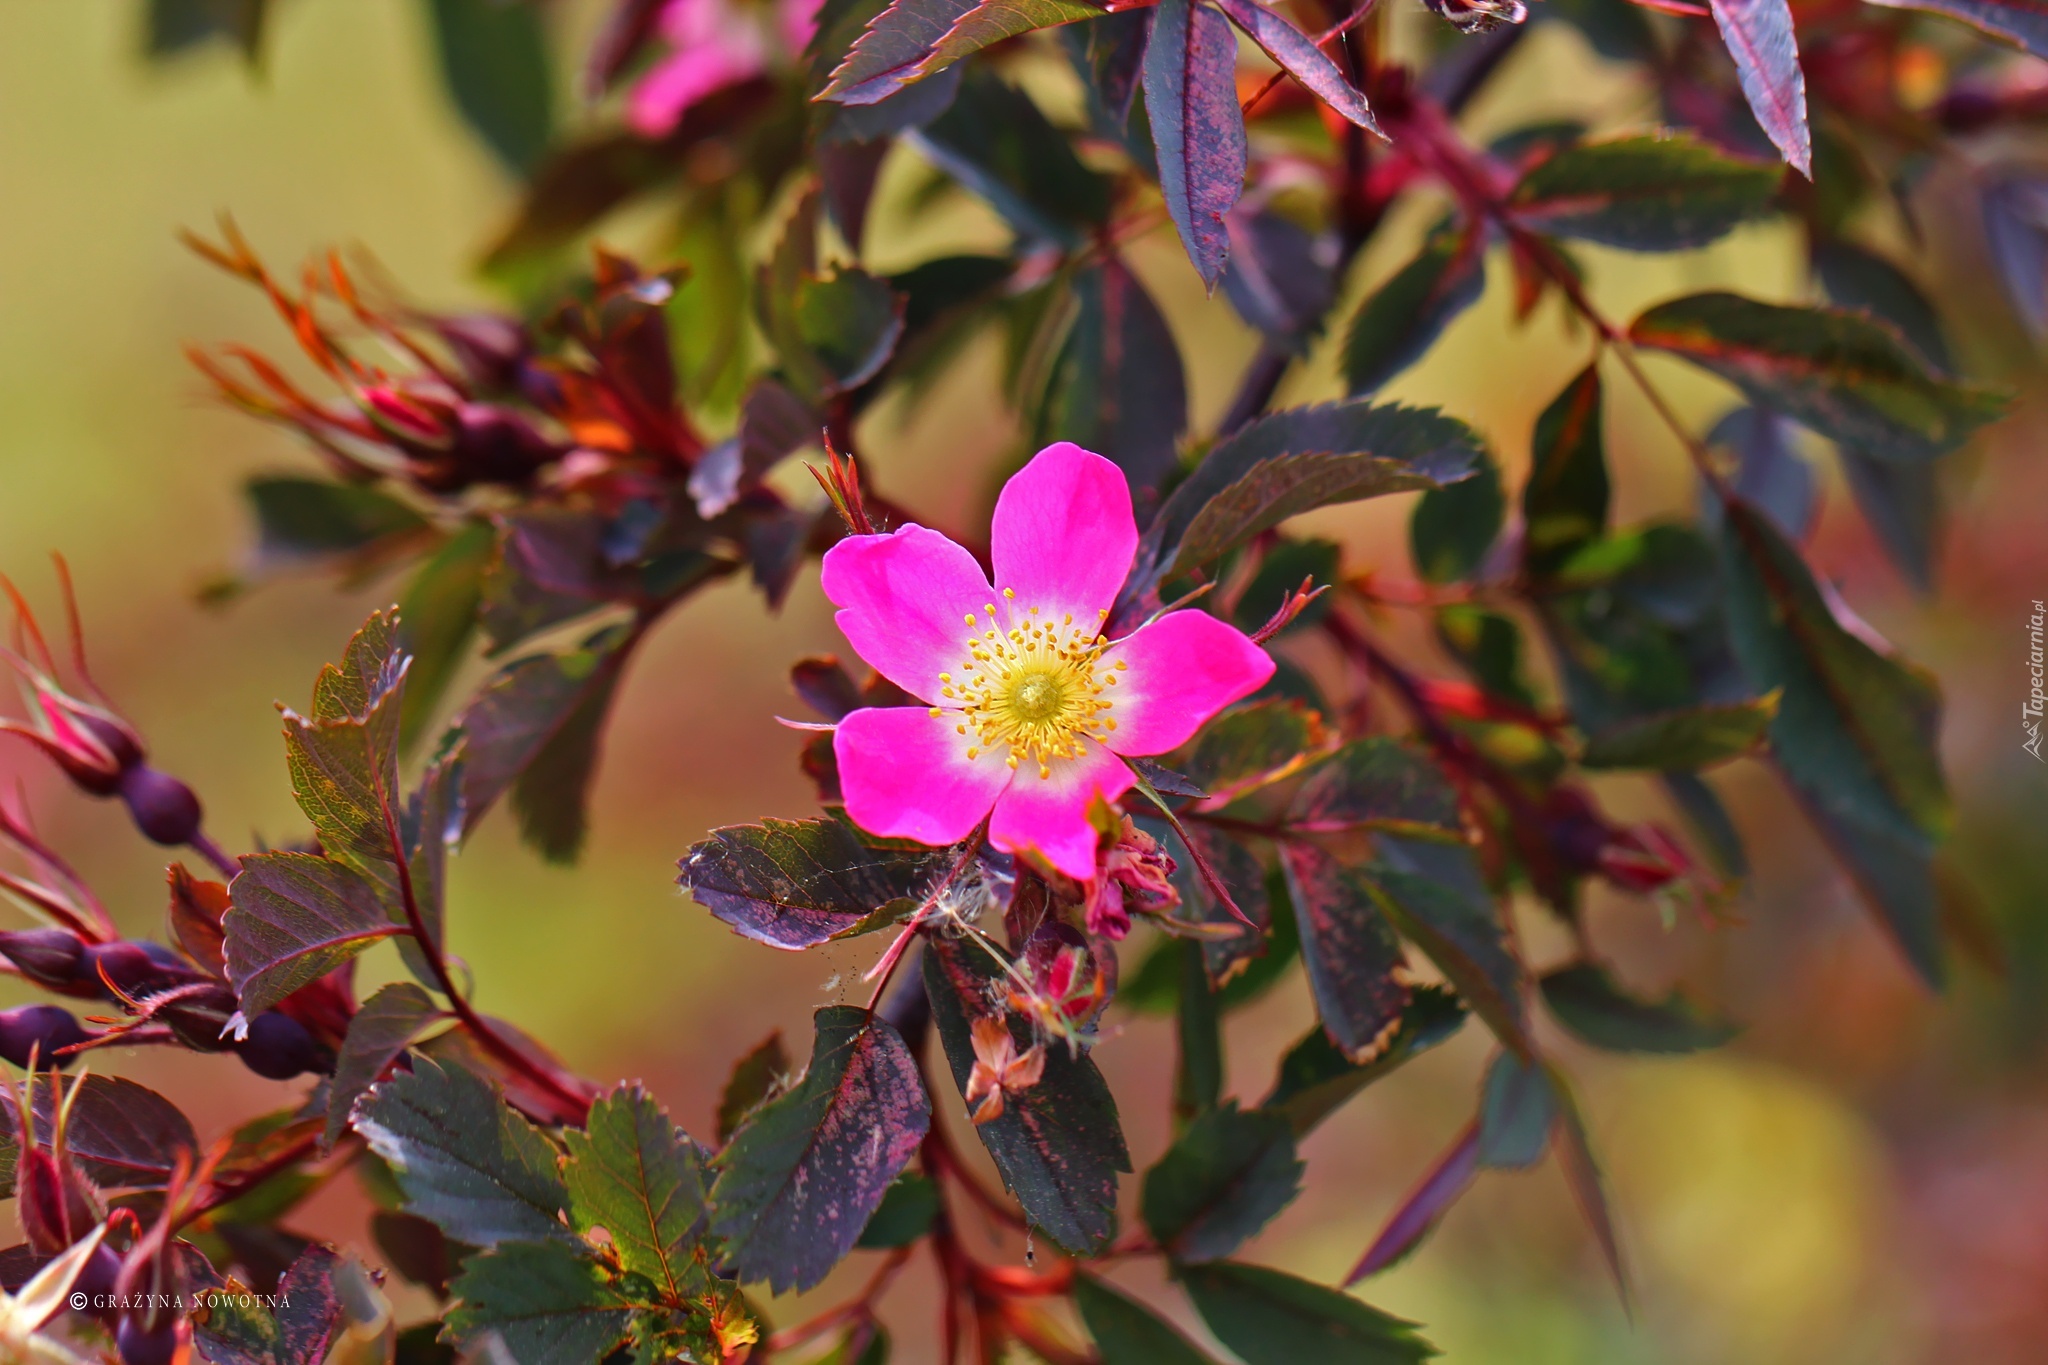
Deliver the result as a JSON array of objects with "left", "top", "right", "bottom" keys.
[{"left": 864, "top": 819, "right": 991, "bottom": 1009}]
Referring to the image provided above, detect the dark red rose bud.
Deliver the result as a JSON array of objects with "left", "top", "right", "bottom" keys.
[
  {"left": 238, "top": 1010, "right": 322, "bottom": 1080},
  {"left": 453, "top": 403, "right": 560, "bottom": 484},
  {"left": 0, "top": 928, "right": 90, "bottom": 994},
  {"left": 17, "top": 1148, "right": 73, "bottom": 1253},
  {"left": 0, "top": 1004, "right": 88, "bottom": 1069},
  {"left": 435, "top": 312, "right": 531, "bottom": 392},
  {"left": 84, "top": 941, "right": 170, "bottom": 1000},
  {"left": 117, "top": 1313, "right": 181, "bottom": 1365},
  {"left": 75, "top": 1242, "right": 121, "bottom": 1320},
  {"left": 162, "top": 984, "right": 240, "bottom": 1052},
  {"left": 117, "top": 766, "right": 204, "bottom": 847}
]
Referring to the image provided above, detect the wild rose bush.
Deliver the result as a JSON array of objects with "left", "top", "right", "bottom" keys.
[{"left": 0, "top": 0, "right": 2038, "bottom": 1359}]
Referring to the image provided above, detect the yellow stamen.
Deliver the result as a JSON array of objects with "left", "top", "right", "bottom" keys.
[{"left": 946, "top": 595, "right": 1117, "bottom": 776}]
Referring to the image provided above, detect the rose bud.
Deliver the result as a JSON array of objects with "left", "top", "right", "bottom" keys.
[
  {"left": 117, "top": 766, "right": 205, "bottom": 847},
  {"left": 238, "top": 1010, "right": 324, "bottom": 1080},
  {"left": 0, "top": 1004, "right": 88, "bottom": 1069},
  {"left": 0, "top": 928, "right": 92, "bottom": 995}
]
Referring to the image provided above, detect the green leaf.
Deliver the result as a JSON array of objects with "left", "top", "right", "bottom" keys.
[
  {"left": 857, "top": 1170, "right": 942, "bottom": 1248},
  {"left": 1342, "top": 224, "right": 1485, "bottom": 396},
  {"left": 710, "top": 1006, "right": 929, "bottom": 1294},
  {"left": 1630, "top": 292, "right": 2005, "bottom": 464},
  {"left": 679, "top": 816, "right": 954, "bottom": 950},
  {"left": 244, "top": 476, "right": 428, "bottom": 571},
  {"left": 1169, "top": 700, "right": 1325, "bottom": 797},
  {"left": 453, "top": 623, "right": 631, "bottom": 864},
  {"left": 1143, "top": 1102, "right": 1303, "bottom": 1262},
  {"left": 563, "top": 1085, "right": 707, "bottom": 1302},
  {"left": 281, "top": 613, "right": 411, "bottom": 890},
  {"left": 1523, "top": 365, "right": 1609, "bottom": 576},
  {"left": 1074, "top": 1273, "right": 1221, "bottom": 1365},
  {"left": 1434, "top": 605, "right": 1536, "bottom": 707},
  {"left": 1146, "top": 402, "right": 1486, "bottom": 584},
  {"left": 425, "top": 0, "right": 556, "bottom": 179},
  {"left": 1175, "top": 939, "right": 1224, "bottom": 1118},
  {"left": 1508, "top": 135, "right": 1780, "bottom": 250},
  {"left": 1410, "top": 454, "right": 1503, "bottom": 584},
  {"left": 1577, "top": 694, "right": 1778, "bottom": 769},
  {"left": 351, "top": 1055, "right": 573, "bottom": 1247},
  {"left": 716, "top": 1032, "right": 791, "bottom": 1144},
  {"left": 225, "top": 852, "right": 408, "bottom": 1019},
  {"left": 1369, "top": 838, "right": 1530, "bottom": 1056},
  {"left": 789, "top": 268, "right": 906, "bottom": 397},
  {"left": 1284, "top": 739, "right": 1464, "bottom": 836},
  {"left": 1262, "top": 986, "right": 1467, "bottom": 1137},
  {"left": 1477, "top": 1051, "right": 1554, "bottom": 1169},
  {"left": 1541, "top": 962, "right": 1740, "bottom": 1053},
  {"left": 146, "top": 0, "right": 270, "bottom": 60},
  {"left": 924, "top": 936, "right": 1130, "bottom": 1253},
  {"left": 326, "top": 982, "right": 440, "bottom": 1153},
  {"left": 1180, "top": 1261, "right": 1437, "bottom": 1364},
  {"left": 1279, "top": 845, "right": 1412, "bottom": 1064},
  {"left": 1716, "top": 498, "right": 1949, "bottom": 982},
  {"left": 444, "top": 1240, "right": 635, "bottom": 1365},
  {"left": 398, "top": 521, "right": 495, "bottom": 747}
]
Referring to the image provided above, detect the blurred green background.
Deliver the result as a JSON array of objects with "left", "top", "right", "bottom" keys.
[{"left": 2, "top": 3, "right": 2047, "bottom": 1361}]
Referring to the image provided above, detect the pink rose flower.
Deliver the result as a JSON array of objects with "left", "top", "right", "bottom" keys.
[
  {"left": 625, "top": 0, "right": 824, "bottom": 137},
  {"left": 822, "top": 443, "right": 1275, "bottom": 880}
]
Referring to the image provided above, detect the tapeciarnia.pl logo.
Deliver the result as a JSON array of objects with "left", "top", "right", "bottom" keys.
[{"left": 2027, "top": 599, "right": 2045, "bottom": 762}]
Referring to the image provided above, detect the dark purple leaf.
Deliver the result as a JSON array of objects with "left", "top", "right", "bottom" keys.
[
  {"left": 1142, "top": 402, "right": 1487, "bottom": 586},
  {"left": 1476, "top": 1050, "right": 1554, "bottom": 1168},
  {"left": 276, "top": 1246, "right": 351, "bottom": 1365},
  {"left": 226, "top": 852, "right": 407, "bottom": 1019},
  {"left": 1707, "top": 0, "right": 1811, "bottom": 176},
  {"left": 326, "top": 982, "right": 440, "bottom": 1152},
  {"left": 1223, "top": 209, "right": 1338, "bottom": 353},
  {"left": 1867, "top": 0, "right": 2048, "bottom": 59},
  {"left": 822, "top": 0, "right": 977, "bottom": 103},
  {"left": 1035, "top": 257, "right": 1188, "bottom": 497},
  {"left": 1143, "top": 0, "right": 1247, "bottom": 287},
  {"left": 1548, "top": 1064, "right": 1630, "bottom": 1306},
  {"left": 925, "top": 936, "right": 1130, "bottom": 1253},
  {"left": 1182, "top": 1261, "right": 1436, "bottom": 1363},
  {"left": 1507, "top": 134, "right": 1781, "bottom": 250},
  {"left": 687, "top": 379, "right": 821, "bottom": 519},
  {"left": 677, "top": 816, "right": 953, "bottom": 949},
  {"left": 1345, "top": 1122, "right": 1479, "bottom": 1282},
  {"left": 0, "top": 1073, "right": 197, "bottom": 1195},
  {"left": 1523, "top": 364, "right": 1609, "bottom": 576},
  {"left": 453, "top": 623, "right": 632, "bottom": 862},
  {"left": 709, "top": 1005, "right": 929, "bottom": 1293},
  {"left": 1279, "top": 844, "right": 1412, "bottom": 1063},
  {"left": 1706, "top": 406, "right": 1815, "bottom": 544},
  {"left": 1371, "top": 837, "right": 1532, "bottom": 1055},
  {"left": 1212, "top": 0, "right": 1375, "bottom": 128}
]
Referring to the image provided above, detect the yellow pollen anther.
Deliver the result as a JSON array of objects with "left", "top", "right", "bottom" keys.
[
  {"left": 965, "top": 613, "right": 976, "bottom": 625},
  {"left": 1003, "top": 588, "right": 1016, "bottom": 599},
  {"left": 929, "top": 707, "right": 942, "bottom": 717},
  {"left": 944, "top": 595, "right": 1116, "bottom": 776}
]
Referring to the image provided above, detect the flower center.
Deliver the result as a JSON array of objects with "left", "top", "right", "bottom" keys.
[{"left": 932, "top": 592, "right": 1126, "bottom": 779}]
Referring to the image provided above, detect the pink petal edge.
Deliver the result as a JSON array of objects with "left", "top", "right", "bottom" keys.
[
  {"left": 990, "top": 443, "right": 1138, "bottom": 623},
  {"left": 988, "top": 744, "right": 1135, "bottom": 880},
  {"left": 1099, "top": 610, "right": 1276, "bottom": 756},
  {"left": 835, "top": 707, "right": 1012, "bottom": 848},
  {"left": 821, "top": 524, "right": 995, "bottom": 705}
]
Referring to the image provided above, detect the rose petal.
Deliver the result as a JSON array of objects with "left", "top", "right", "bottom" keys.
[
  {"left": 836, "top": 707, "right": 1012, "bottom": 847},
  {"left": 1098, "top": 610, "right": 1275, "bottom": 756},
  {"left": 988, "top": 744, "right": 1134, "bottom": 880},
  {"left": 990, "top": 443, "right": 1138, "bottom": 622},
  {"left": 626, "top": 42, "right": 764, "bottom": 136},
  {"left": 821, "top": 524, "right": 996, "bottom": 704}
]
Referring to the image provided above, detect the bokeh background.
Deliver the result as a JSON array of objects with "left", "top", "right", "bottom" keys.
[{"left": 2, "top": 3, "right": 2047, "bottom": 1361}]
